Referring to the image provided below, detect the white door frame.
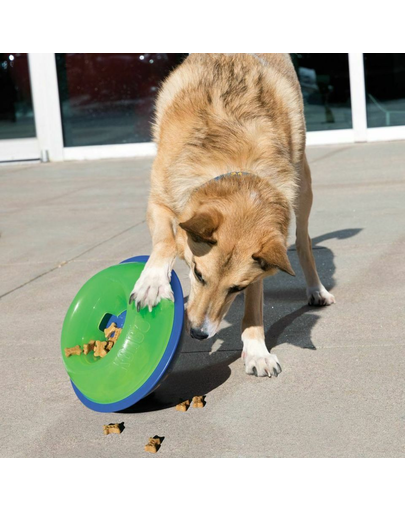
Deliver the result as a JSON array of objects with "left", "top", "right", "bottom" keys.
[
  {"left": 2, "top": 53, "right": 405, "bottom": 163},
  {"left": 0, "top": 137, "right": 40, "bottom": 162},
  {"left": 28, "top": 53, "right": 64, "bottom": 161}
]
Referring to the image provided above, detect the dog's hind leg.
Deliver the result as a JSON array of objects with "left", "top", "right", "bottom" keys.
[
  {"left": 295, "top": 154, "right": 335, "bottom": 306},
  {"left": 129, "top": 202, "right": 177, "bottom": 311},
  {"left": 241, "top": 280, "right": 281, "bottom": 377}
]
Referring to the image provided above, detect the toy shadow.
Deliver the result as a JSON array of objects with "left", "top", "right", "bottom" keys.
[{"left": 121, "top": 228, "right": 361, "bottom": 414}]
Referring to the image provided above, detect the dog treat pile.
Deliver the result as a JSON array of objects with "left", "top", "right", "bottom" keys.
[
  {"left": 103, "top": 423, "right": 123, "bottom": 435},
  {"left": 99, "top": 397, "right": 207, "bottom": 454},
  {"left": 64, "top": 322, "right": 122, "bottom": 359},
  {"left": 66, "top": 321, "right": 208, "bottom": 455}
]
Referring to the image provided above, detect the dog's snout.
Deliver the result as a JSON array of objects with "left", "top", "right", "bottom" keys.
[{"left": 190, "top": 327, "right": 209, "bottom": 340}]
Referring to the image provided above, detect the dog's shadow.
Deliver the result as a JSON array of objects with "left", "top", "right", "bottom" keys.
[
  {"left": 264, "top": 228, "right": 362, "bottom": 351},
  {"left": 121, "top": 228, "right": 361, "bottom": 414}
]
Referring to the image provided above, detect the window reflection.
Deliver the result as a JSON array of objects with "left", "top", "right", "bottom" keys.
[
  {"left": 291, "top": 53, "right": 352, "bottom": 131},
  {"left": 56, "top": 53, "right": 188, "bottom": 147},
  {"left": 364, "top": 54, "right": 405, "bottom": 128},
  {"left": 0, "top": 53, "right": 36, "bottom": 140}
]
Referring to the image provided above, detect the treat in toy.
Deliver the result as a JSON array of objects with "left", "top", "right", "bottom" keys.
[
  {"left": 94, "top": 340, "right": 108, "bottom": 358},
  {"left": 106, "top": 341, "right": 114, "bottom": 351},
  {"left": 192, "top": 396, "right": 205, "bottom": 408},
  {"left": 144, "top": 436, "right": 162, "bottom": 453},
  {"left": 64, "top": 345, "right": 82, "bottom": 357},
  {"left": 103, "top": 423, "right": 123, "bottom": 435},
  {"left": 175, "top": 399, "right": 190, "bottom": 412},
  {"left": 104, "top": 323, "right": 122, "bottom": 343},
  {"left": 61, "top": 256, "right": 184, "bottom": 413},
  {"left": 83, "top": 340, "right": 96, "bottom": 355}
]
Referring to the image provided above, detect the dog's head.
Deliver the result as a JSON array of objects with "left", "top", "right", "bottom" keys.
[{"left": 177, "top": 176, "right": 294, "bottom": 339}]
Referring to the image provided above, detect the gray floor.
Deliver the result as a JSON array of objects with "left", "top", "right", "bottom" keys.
[{"left": 1, "top": 141, "right": 404, "bottom": 457}]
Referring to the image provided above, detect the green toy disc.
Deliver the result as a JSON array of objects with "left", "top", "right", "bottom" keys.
[{"left": 61, "top": 260, "right": 183, "bottom": 411}]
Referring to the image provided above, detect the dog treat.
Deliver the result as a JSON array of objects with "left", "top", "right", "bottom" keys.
[
  {"left": 83, "top": 340, "right": 96, "bottom": 355},
  {"left": 94, "top": 340, "right": 108, "bottom": 358},
  {"left": 192, "top": 396, "right": 205, "bottom": 408},
  {"left": 109, "top": 328, "right": 122, "bottom": 343},
  {"left": 104, "top": 323, "right": 122, "bottom": 342},
  {"left": 144, "top": 437, "right": 161, "bottom": 454},
  {"left": 64, "top": 345, "right": 82, "bottom": 357},
  {"left": 106, "top": 341, "right": 115, "bottom": 351},
  {"left": 103, "top": 423, "right": 122, "bottom": 435},
  {"left": 175, "top": 399, "right": 190, "bottom": 412},
  {"left": 104, "top": 323, "right": 117, "bottom": 338}
]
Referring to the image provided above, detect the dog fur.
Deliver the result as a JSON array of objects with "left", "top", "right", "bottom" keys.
[{"left": 129, "top": 53, "right": 335, "bottom": 377}]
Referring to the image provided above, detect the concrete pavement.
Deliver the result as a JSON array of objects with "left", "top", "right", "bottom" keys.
[{"left": 1, "top": 141, "right": 404, "bottom": 457}]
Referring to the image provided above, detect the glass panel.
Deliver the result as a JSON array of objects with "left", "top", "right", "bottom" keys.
[
  {"left": 0, "top": 53, "right": 36, "bottom": 140},
  {"left": 56, "top": 53, "right": 188, "bottom": 147},
  {"left": 291, "top": 53, "right": 352, "bottom": 131},
  {"left": 364, "top": 54, "right": 405, "bottom": 128}
]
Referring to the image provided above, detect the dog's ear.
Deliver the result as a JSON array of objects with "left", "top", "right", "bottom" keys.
[
  {"left": 179, "top": 208, "right": 222, "bottom": 244},
  {"left": 252, "top": 237, "right": 295, "bottom": 276}
]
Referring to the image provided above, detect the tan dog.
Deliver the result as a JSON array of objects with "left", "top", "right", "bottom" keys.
[{"left": 129, "top": 53, "right": 335, "bottom": 377}]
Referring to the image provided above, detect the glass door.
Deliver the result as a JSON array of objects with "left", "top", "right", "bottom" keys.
[
  {"left": 292, "top": 53, "right": 352, "bottom": 132},
  {"left": 292, "top": 53, "right": 356, "bottom": 145},
  {"left": 55, "top": 53, "right": 188, "bottom": 159},
  {"left": 0, "top": 53, "right": 41, "bottom": 162},
  {"left": 364, "top": 54, "right": 405, "bottom": 141}
]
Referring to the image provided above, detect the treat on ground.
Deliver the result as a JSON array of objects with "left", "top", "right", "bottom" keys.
[
  {"left": 64, "top": 345, "right": 82, "bottom": 357},
  {"left": 103, "top": 423, "right": 123, "bottom": 435},
  {"left": 175, "top": 399, "right": 191, "bottom": 412},
  {"left": 83, "top": 340, "right": 96, "bottom": 355},
  {"left": 106, "top": 341, "right": 115, "bottom": 351},
  {"left": 192, "top": 396, "right": 205, "bottom": 408},
  {"left": 144, "top": 436, "right": 162, "bottom": 454},
  {"left": 104, "top": 323, "right": 122, "bottom": 343},
  {"left": 94, "top": 340, "right": 108, "bottom": 358}
]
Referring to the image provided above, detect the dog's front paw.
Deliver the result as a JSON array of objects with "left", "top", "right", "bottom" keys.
[
  {"left": 129, "top": 266, "right": 174, "bottom": 312},
  {"left": 307, "top": 286, "right": 335, "bottom": 307},
  {"left": 242, "top": 339, "right": 282, "bottom": 377}
]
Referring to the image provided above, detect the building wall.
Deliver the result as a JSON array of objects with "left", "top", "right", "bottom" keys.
[{"left": 1, "top": 53, "right": 405, "bottom": 162}]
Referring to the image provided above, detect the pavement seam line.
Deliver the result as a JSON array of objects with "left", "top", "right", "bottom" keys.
[
  {"left": 309, "top": 146, "right": 352, "bottom": 164},
  {"left": 0, "top": 220, "right": 146, "bottom": 300}
]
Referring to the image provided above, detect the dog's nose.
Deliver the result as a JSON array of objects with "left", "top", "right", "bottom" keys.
[{"left": 190, "top": 327, "right": 209, "bottom": 340}]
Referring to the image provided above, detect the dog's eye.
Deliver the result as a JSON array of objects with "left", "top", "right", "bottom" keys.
[
  {"left": 228, "top": 285, "right": 246, "bottom": 294},
  {"left": 194, "top": 266, "right": 205, "bottom": 284}
]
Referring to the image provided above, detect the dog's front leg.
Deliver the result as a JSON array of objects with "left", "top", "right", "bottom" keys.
[
  {"left": 241, "top": 280, "right": 281, "bottom": 377},
  {"left": 129, "top": 202, "right": 177, "bottom": 311}
]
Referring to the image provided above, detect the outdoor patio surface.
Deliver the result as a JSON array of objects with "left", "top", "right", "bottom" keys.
[{"left": 1, "top": 140, "right": 404, "bottom": 457}]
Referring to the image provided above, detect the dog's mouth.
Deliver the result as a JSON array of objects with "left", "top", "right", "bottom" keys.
[{"left": 185, "top": 315, "right": 217, "bottom": 340}]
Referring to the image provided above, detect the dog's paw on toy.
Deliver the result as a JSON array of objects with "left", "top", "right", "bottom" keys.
[{"left": 129, "top": 266, "right": 174, "bottom": 312}]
